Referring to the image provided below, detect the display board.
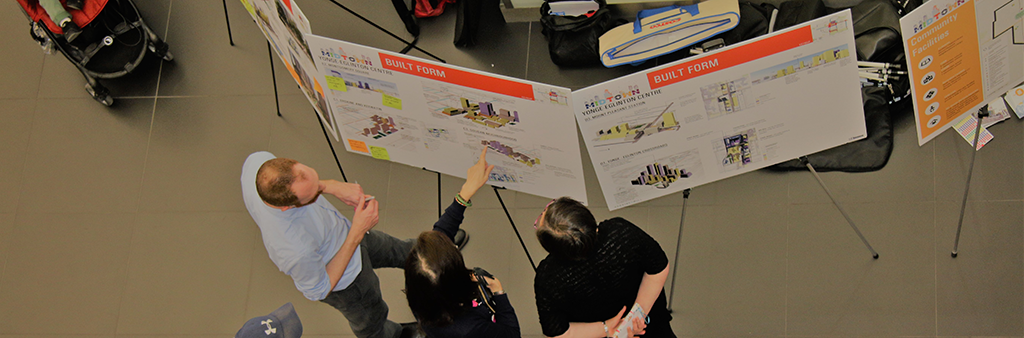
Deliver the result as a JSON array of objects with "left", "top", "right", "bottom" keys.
[
  {"left": 304, "top": 35, "right": 588, "bottom": 203},
  {"left": 241, "top": 0, "right": 339, "bottom": 140},
  {"left": 901, "top": 0, "right": 1024, "bottom": 145},
  {"left": 574, "top": 11, "right": 866, "bottom": 210}
]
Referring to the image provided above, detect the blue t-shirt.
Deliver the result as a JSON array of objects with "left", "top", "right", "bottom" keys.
[{"left": 241, "top": 151, "right": 362, "bottom": 301}]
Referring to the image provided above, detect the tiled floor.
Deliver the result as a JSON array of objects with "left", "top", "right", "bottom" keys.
[{"left": 1, "top": 1, "right": 1022, "bottom": 337}]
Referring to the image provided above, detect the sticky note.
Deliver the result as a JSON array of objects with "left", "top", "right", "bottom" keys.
[
  {"left": 241, "top": 0, "right": 254, "bottom": 14},
  {"left": 383, "top": 94, "right": 402, "bottom": 110},
  {"left": 370, "top": 146, "right": 390, "bottom": 160},
  {"left": 326, "top": 76, "right": 347, "bottom": 92},
  {"left": 348, "top": 139, "right": 369, "bottom": 153}
]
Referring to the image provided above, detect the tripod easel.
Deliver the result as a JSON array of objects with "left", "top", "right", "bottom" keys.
[
  {"left": 666, "top": 158, "right": 881, "bottom": 312},
  {"left": 951, "top": 105, "right": 990, "bottom": 258}
]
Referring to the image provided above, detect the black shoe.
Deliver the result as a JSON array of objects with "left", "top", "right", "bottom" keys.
[
  {"left": 65, "top": 0, "right": 84, "bottom": 10},
  {"left": 399, "top": 322, "right": 426, "bottom": 338},
  {"left": 61, "top": 21, "right": 81, "bottom": 43},
  {"left": 453, "top": 229, "right": 469, "bottom": 251}
]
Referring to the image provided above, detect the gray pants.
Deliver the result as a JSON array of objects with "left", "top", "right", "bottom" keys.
[
  {"left": 38, "top": 0, "right": 71, "bottom": 26},
  {"left": 321, "top": 230, "right": 414, "bottom": 338}
]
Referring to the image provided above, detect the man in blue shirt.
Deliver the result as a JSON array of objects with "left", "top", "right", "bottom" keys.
[{"left": 241, "top": 151, "right": 464, "bottom": 338}]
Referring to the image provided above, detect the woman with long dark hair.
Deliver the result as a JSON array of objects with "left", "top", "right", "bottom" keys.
[{"left": 404, "top": 148, "right": 521, "bottom": 338}]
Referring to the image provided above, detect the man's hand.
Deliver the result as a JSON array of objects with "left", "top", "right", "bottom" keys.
[
  {"left": 459, "top": 147, "right": 496, "bottom": 201},
  {"left": 351, "top": 194, "right": 379, "bottom": 234},
  {"left": 321, "top": 180, "right": 364, "bottom": 207}
]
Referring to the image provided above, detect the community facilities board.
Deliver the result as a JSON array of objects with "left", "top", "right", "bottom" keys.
[
  {"left": 574, "top": 11, "right": 866, "bottom": 210},
  {"left": 304, "top": 35, "right": 587, "bottom": 203},
  {"left": 240, "top": 0, "right": 339, "bottom": 139},
  {"left": 901, "top": 0, "right": 1024, "bottom": 145}
]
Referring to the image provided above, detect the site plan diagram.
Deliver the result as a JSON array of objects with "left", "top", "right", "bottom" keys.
[
  {"left": 574, "top": 12, "right": 866, "bottom": 210},
  {"left": 306, "top": 35, "right": 586, "bottom": 202}
]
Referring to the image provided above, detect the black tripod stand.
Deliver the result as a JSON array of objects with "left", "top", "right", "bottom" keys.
[{"left": 951, "top": 105, "right": 990, "bottom": 258}]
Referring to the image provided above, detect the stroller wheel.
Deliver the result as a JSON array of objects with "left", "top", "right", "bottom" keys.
[
  {"left": 150, "top": 42, "right": 174, "bottom": 62},
  {"left": 85, "top": 83, "right": 114, "bottom": 107}
]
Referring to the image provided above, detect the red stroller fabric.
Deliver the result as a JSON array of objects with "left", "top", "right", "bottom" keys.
[
  {"left": 17, "top": 0, "right": 110, "bottom": 34},
  {"left": 414, "top": 0, "right": 456, "bottom": 18}
]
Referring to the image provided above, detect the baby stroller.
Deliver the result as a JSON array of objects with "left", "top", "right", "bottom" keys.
[{"left": 18, "top": 0, "right": 173, "bottom": 106}]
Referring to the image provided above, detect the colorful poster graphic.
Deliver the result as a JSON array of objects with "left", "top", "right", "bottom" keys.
[
  {"left": 575, "top": 12, "right": 866, "bottom": 210},
  {"left": 901, "top": 0, "right": 1024, "bottom": 145},
  {"left": 305, "top": 36, "right": 586, "bottom": 203},
  {"left": 241, "top": 0, "right": 338, "bottom": 140}
]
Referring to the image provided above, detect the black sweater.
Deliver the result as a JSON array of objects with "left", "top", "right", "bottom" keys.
[
  {"left": 534, "top": 217, "right": 672, "bottom": 337},
  {"left": 422, "top": 200, "right": 521, "bottom": 338}
]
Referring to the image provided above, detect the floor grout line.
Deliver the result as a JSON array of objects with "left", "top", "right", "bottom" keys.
[
  {"left": 113, "top": 0, "right": 173, "bottom": 333},
  {"left": 524, "top": 22, "right": 531, "bottom": 80}
]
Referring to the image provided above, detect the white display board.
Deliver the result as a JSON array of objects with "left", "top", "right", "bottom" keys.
[
  {"left": 574, "top": 11, "right": 866, "bottom": 210},
  {"left": 305, "top": 35, "right": 588, "bottom": 203},
  {"left": 900, "top": 0, "right": 1024, "bottom": 145},
  {"left": 241, "top": 0, "right": 338, "bottom": 140}
]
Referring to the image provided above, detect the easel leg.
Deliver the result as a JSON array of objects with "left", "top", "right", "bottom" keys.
[
  {"left": 324, "top": 0, "right": 446, "bottom": 63},
  {"left": 315, "top": 110, "right": 348, "bottom": 182},
  {"left": 803, "top": 158, "right": 880, "bottom": 259},
  {"left": 952, "top": 107, "right": 989, "bottom": 258},
  {"left": 222, "top": 0, "right": 234, "bottom": 46},
  {"left": 268, "top": 42, "right": 281, "bottom": 117},
  {"left": 494, "top": 187, "right": 536, "bottom": 272},
  {"left": 666, "top": 188, "right": 691, "bottom": 313}
]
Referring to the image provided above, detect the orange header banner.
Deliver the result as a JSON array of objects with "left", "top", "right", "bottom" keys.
[
  {"left": 379, "top": 54, "right": 535, "bottom": 100},
  {"left": 646, "top": 27, "right": 814, "bottom": 89}
]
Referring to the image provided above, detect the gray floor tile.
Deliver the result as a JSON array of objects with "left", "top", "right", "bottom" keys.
[
  {"left": 387, "top": 164, "right": 445, "bottom": 211},
  {"left": 17, "top": 98, "right": 151, "bottom": 213},
  {"left": 117, "top": 212, "right": 258, "bottom": 335},
  {"left": 138, "top": 96, "right": 273, "bottom": 212},
  {"left": 0, "top": 2, "right": 45, "bottom": 99},
  {"left": 246, "top": 235, "right": 357, "bottom": 336},
  {"left": 787, "top": 203, "right": 936, "bottom": 336},
  {"left": 671, "top": 205, "right": 787, "bottom": 336},
  {"left": 936, "top": 201, "right": 1024, "bottom": 336},
  {"left": 158, "top": 1, "right": 273, "bottom": 96},
  {"left": 685, "top": 169, "right": 790, "bottom": 207},
  {"left": 789, "top": 111, "right": 937, "bottom": 204},
  {"left": 406, "top": 15, "right": 531, "bottom": 80},
  {"left": 378, "top": 267, "right": 416, "bottom": 324},
  {"left": 0, "top": 99, "right": 36, "bottom": 214},
  {"left": 300, "top": 0, "right": 419, "bottom": 53},
  {"left": 0, "top": 214, "right": 12, "bottom": 298},
  {"left": 461, "top": 208, "right": 517, "bottom": 273},
  {"left": 934, "top": 119, "right": 1024, "bottom": 202},
  {"left": 0, "top": 213, "right": 133, "bottom": 335}
]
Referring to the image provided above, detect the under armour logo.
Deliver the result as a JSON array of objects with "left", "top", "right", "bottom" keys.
[{"left": 261, "top": 319, "right": 277, "bottom": 335}]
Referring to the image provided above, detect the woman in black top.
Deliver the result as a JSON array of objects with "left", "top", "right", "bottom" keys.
[
  {"left": 404, "top": 148, "right": 521, "bottom": 338},
  {"left": 534, "top": 197, "right": 674, "bottom": 338}
]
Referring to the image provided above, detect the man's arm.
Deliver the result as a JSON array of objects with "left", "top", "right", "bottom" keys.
[
  {"left": 324, "top": 196, "right": 379, "bottom": 289},
  {"left": 320, "top": 180, "right": 365, "bottom": 207}
]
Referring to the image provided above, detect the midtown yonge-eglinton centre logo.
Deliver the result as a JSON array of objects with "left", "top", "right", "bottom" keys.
[
  {"left": 911, "top": 0, "right": 968, "bottom": 34},
  {"left": 584, "top": 85, "right": 642, "bottom": 109},
  {"left": 320, "top": 47, "right": 374, "bottom": 66}
]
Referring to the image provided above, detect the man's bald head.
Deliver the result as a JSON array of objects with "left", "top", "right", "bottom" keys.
[{"left": 256, "top": 158, "right": 300, "bottom": 207}]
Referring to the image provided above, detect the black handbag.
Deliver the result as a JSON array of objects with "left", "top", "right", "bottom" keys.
[{"left": 540, "top": 0, "right": 626, "bottom": 67}]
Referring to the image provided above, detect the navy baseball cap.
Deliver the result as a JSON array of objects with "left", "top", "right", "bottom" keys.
[{"left": 235, "top": 303, "right": 303, "bottom": 338}]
